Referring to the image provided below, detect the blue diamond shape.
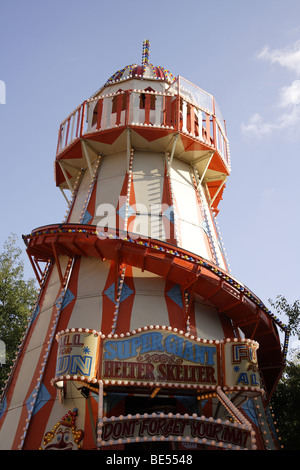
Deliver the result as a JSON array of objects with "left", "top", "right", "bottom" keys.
[
  {"left": 167, "top": 284, "right": 183, "bottom": 308},
  {"left": 0, "top": 396, "right": 7, "bottom": 419},
  {"left": 55, "top": 289, "right": 75, "bottom": 310},
  {"left": 117, "top": 204, "right": 136, "bottom": 220},
  {"left": 163, "top": 205, "right": 175, "bottom": 223},
  {"left": 242, "top": 399, "right": 259, "bottom": 426},
  {"left": 104, "top": 282, "right": 133, "bottom": 304},
  {"left": 33, "top": 383, "right": 52, "bottom": 415},
  {"left": 82, "top": 210, "right": 92, "bottom": 224},
  {"left": 30, "top": 304, "right": 40, "bottom": 324}
]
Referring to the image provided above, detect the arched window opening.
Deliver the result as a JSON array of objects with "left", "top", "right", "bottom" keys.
[
  {"left": 112, "top": 89, "right": 127, "bottom": 113},
  {"left": 139, "top": 87, "right": 156, "bottom": 110}
]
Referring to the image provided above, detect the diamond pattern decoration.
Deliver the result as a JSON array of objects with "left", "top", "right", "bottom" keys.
[
  {"left": 0, "top": 396, "right": 7, "bottom": 419},
  {"left": 162, "top": 205, "right": 175, "bottom": 223},
  {"left": 30, "top": 304, "right": 40, "bottom": 324},
  {"left": 33, "top": 384, "right": 52, "bottom": 415},
  {"left": 104, "top": 282, "right": 133, "bottom": 304},
  {"left": 117, "top": 204, "right": 136, "bottom": 220},
  {"left": 55, "top": 289, "right": 75, "bottom": 311},
  {"left": 166, "top": 284, "right": 183, "bottom": 308},
  {"left": 242, "top": 399, "right": 259, "bottom": 426},
  {"left": 82, "top": 210, "right": 92, "bottom": 224},
  {"left": 26, "top": 383, "right": 51, "bottom": 416}
]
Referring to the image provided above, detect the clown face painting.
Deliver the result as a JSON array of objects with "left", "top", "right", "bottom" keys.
[{"left": 40, "top": 409, "right": 84, "bottom": 450}]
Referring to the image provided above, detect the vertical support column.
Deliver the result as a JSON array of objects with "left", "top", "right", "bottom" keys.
[
  {"left": 82, "top": 140, "right": 94, "bottom": 178},
  {"left": 96, "top": 99, "right": 103, "bottom": 130},
  {"left": 111, "top": 265, "right": 126, "bottom": 334},
  {"left": 124, "top": 149, "right": 134, "bottom": 234},
  {"left": 58, "top": 161, "right": 73, "bottom": 192},
  {"left": 80, "top": 101, "right": 87, "bottom": 137},
  {"left": 115, "top": 93, "right": 123, "bottom": 126},
  {"left": 56, "top": 125, "right": 63, "bottom": 155},
  {"left": 177, "top": 76, "right": 181, "bottom": 132},
  {"left": 165, "top": 152, "right": 179, "bottom": 246},
  {"left": 97, "top": 380, "right": 104, "bottom": 449},
  {"left": 205, "top": 113, "right": 211, "bottom": 143},
  {"left": 127, "top": 128, "right": 131, "bottom": 173},
  {"left": 181, "top": 100, "right": 187, "bottom": 132},
  {"left": 76, "top": 105, "right": 83, "bottom": 137}
]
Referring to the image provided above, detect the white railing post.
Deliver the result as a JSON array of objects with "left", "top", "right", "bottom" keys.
[
  {"left": 132, "top": 92, "right": 139, "bottom": 124},
  {"left": 182, "top": 100, "right": 187, "bottom": 132}
]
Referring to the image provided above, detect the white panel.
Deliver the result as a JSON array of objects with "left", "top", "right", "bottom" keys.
[
  {"left": 131, "top": 151, "right": 165, "bottom": 239},
  {"left": 170, "top": 158, "right": 213, "bottom": 259},
  {"left": 9, "top": 346, "right": 43, "bottom": 409},
  {"left": 132, "top": 151, "right": 164, "bottom": 207},
  {"left": 92, "top": 153, "right": 127, "bottom": 227},
  {"left": 130, "top": 267, "right": 169, "bottom": 330},
  {"left": 69, "top": 167, "right": 93, "bottom": 223},
  {"left": 67, "top": 258, "right": 110, "bottom": 331},
  {"left": 170, "top": 159, "right": 200, "bottom": 226},
  {"left": 179, "top": 220, "right": 211, "bottom": 259},
  {"left": 194, "top": 301, "right": 224, "bottom": 340},
  {"left": 0, "top": 406, "right": 23, "bottom": 449},
  {"left": 24, "top": 258, "right": 68, "bottom": 354},
  {"left": 97, "top": 152, "right": 127, "bottom": 180},
  {"left": 40, "top": 259, "right": 68, "bottom": 313}
]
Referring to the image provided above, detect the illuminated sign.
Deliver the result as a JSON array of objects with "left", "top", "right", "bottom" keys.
[
  {"left": 53, "top": 326, "right": 262, "bottom": 395},
  {"left": 223, "top": 340, "right": 261, "bottom": 390},
  {"left": 55, "top": 329, "right": 100, "bottom": 383},
  {"left": 98, "top": 413, "right": 251, "bottom": 449},
  {"left": 102, "top": 329, "right": 219, "bottom": 387}
]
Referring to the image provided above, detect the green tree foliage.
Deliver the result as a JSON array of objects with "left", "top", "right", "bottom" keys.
[
  {"left": 270, "top": 361, "right": 300, "bottom": 450},
  {"left": 0, "top": 234, "right": 38, "bottom": 391},
  {"left": 269, "top": 296, "right": 300, "bottom": 342},
  {"left": 269, "top": 295, "right": 300, "bottom": 450}
]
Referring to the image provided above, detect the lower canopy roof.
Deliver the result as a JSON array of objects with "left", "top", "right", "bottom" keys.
[{"left": 23, "top": 223, "right": 288, "bottom": 399}]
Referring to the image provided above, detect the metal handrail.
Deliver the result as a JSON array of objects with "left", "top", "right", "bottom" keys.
[{"left": 56, "top": 84, "right": 230, "bottom": 168}]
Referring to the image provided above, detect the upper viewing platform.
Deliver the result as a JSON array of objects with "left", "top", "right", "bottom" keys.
[{"left": 55, "top": 41, "right": 230, "bottom": 213}]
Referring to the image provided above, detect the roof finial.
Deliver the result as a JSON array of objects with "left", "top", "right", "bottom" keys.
[{"left": 142, "top": 39, "right": 150, "bottom": 65}]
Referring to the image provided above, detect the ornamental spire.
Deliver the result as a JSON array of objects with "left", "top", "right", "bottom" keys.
[{"left": 142, "top": 39, "right": 150, "bottom": 65}]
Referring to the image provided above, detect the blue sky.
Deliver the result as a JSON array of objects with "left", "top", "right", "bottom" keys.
[{"left": 1, "top": 0, "right": 300, "bottom": 349}]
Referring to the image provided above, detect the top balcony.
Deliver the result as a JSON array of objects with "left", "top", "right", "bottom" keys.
[{"left": 55, "top": 76, "right": 230, "bottom": 186}]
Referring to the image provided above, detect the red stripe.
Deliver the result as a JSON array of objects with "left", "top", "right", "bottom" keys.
[{"left": 18, "top": 259, "right": 81, "bottom": 450}]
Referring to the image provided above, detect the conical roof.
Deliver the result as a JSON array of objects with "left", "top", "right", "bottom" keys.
[{"left": 103, "top": 39, "right": 176, "bottom": 87}]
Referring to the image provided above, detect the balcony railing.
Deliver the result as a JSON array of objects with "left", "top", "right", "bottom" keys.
[{"left": 56, "top": 76, "right": 230, "bottom": 169}]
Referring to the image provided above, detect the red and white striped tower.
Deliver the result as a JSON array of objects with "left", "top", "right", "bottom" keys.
[{"left": 0, "top": 41, "right": 288, "bottom": 451}]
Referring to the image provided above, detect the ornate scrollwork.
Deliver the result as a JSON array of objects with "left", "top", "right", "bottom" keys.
[{"left": 137, "top": 353, "right": 183, "bottom": 364}]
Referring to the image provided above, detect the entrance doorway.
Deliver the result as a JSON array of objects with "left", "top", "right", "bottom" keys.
[{"left": 124, "top": 396, "right": 178, "bottom": 451}]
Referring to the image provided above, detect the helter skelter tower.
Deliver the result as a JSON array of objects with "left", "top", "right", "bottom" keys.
[{"left": 0, "top": 41, "right": 289, "bottom": 451}]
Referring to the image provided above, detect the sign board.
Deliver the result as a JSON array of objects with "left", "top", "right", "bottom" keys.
[
  {"left": 53, "top": 327, "right": 262, "bottom": 395},
  {"left": 99, "top": 414, "right": 251, "bottom": 449},
  {"left": 102, "top": 329, "right": 220, "bottom": 387},
  {"left": 55, "top": 329, "right": 100, "bottom": 382},
  {"left": 223, "top": 340, "right": 261, "bottom": 390}
]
